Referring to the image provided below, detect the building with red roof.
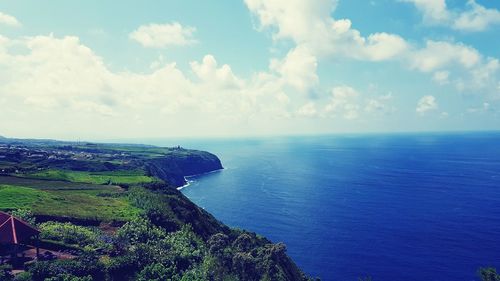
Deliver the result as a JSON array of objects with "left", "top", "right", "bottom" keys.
[{"left": 0, "top": 211, "right": 39, "bottom": 245}]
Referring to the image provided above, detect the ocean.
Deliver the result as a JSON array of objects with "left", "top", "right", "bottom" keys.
[{"left": 150, "top": 132, "right": 500, "bottom": 281}]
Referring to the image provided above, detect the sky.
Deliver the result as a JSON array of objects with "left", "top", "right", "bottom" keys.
[{"left": 0, "top": 0, "right": 499, "bottom": 140}]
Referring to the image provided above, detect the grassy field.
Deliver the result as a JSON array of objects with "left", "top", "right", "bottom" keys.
[
  {"left": 21, "top": 169, "right": 155, "bottom": 185},
  {"left": 0, "top": 185, "right": 53, "bottom": 210},
  {"left": 0, "top": 175, "right": 122, "bottom": 191},
  {"left": 0, "top": 184, "right": 139, "bottom": 221},
  {"left": 0, "top": 169, "right": 149, "bottom": 222}
]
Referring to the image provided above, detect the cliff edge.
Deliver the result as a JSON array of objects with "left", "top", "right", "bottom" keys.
[{"left": 146, "top": 148, "right": 223, "bottom": 187}]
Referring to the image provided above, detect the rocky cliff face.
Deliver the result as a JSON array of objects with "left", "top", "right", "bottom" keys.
[{"left": 146, "top": 149, "right": 223, "bottom": 187}]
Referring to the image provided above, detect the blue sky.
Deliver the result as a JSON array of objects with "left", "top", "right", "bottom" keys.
[{"left": 0, "top": 0, "right": 499, "bottom": 140}]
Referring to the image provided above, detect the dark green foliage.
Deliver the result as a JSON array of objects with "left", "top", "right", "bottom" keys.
[
  {"left": 109, "top": 213, "right": 312, "bottom": 281},
  {"left": 479, "top": 268, "right": 500, "bottom": 281},
  {"left": 192, "top": 231, "right": 311, "bottom": 281},
  {"left": 0, "top": 138, "right": 312, "bottom": 280},
  {"left": 26, "top": 252, "right": 105, "bottom": 281},
  {"left": 106, "top": 254, "right": 138, "bottom": 280},
  {"left": 13, "top": 272, "right": 32, "bottom": 281},
  {"left": 136, "top": 263, "right": 174, "bottom": 281},
  {"left": 44, "top": 274, "right": 92, "bottom": 281},
  {"left": 9, "top": 208, "right": 36, "bottom": 225},
  {"left": 116, "top": 217, "right": 166, "bottom": 244},
  {"left": 128, "top": 187, "right": 229, "bottom": 238},
  {"left": 0, "top": 264, "right": 13, "bottom": 281},
  {"left": 39, "top": 222, "right": 110, "bottom": 251}
]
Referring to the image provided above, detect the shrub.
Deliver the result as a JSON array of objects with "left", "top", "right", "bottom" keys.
[
  {"left": 479, "top": 268, "right": 500, "bottom": 281},
  {"left": 38, "top": 222, "right": 109, "bottom": 251},
  {"left": 0, "top": 264, "right": 13, "bottom": 281},
  {"left": 10, "top": 209, "right": 36, "bottom": 225},
  {"left": 27, "top": 253, "right": 105, "bottom": 281},
  {"left": 116, "top": 217, "right": 166, "bottom": 245},
  {"left": 137, "top": 263, "right": 177, "bottom": 281}
]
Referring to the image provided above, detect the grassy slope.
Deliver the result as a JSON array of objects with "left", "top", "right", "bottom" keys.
[
  {"left": 0, "top": 140, "right": 312, "bottom": 280},
  {"left": 0, "top": 142, "right": 219, "bottom": 224},
  {"left": 0, "top": 185, "right": 51, "bottom": 210},
  {"left": 21, "top": 169, "right": 155, "bottom": 185},
  {"left": 0, "top": 175, "right": 121, "bottom": 191},
  {"left": 0, "top": 180, "right": 139, "bottom": 221}
]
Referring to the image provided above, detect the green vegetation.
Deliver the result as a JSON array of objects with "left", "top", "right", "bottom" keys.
[
  {"left": 4, "top": 189, "right": 311, "bottom": 281},
  {"left": 0, "top": 184, "right": 139, "bottom": 222},
  {"left": 479, "top": 268, "right": 500, "bottom": 281},
  {"left": 0, "top": 137, "right": 309, "bottom": 280},
  {"left": 0, "top": 185, "right": 53, "bottom": 210},
  {"left": 39, "top": 222, "right": 111, "bottom": 252},
  {"left": 0, "top": 176, "right": 119, "bottom": 191},
  {"left": 22, "top": 170, "right": 155, "bottom": 185}
]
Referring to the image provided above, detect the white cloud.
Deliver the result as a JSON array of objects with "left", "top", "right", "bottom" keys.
[
  {"left": 270, "top": 46, "right": 318, "bottom": 93},
  {"left": 296, "top": 102, "right": 318, "bottom": 117},
  {"left": 454, "top": 1, "right": 500, "bottom": 31},
  {"left": 0, "top": 11, "right": 21, "bottom": 27},
  {"left": 362, "top": 33, "right": 409, "bottom": 62},
  {"left": 401, "top": 0, "right": 450, "bottom": 23},
  {"left": 245, "top": 0, "right": 409, "bottom": 61},
  {"left": 416, "top": 95, "right": 438, "bottom": 114},
  {"left": 407, "top": 40, "right": 499, "bottom": 98},
  {"left": 325, "top": 86, "right": 361, "bottom": 119},
  {"left": 129, "top": 22, "right": 196, "bottom": 48},
  {"left": 322, "top": 86, "right": 395, "bottom": 119},
  {"left": 0, "top": 33, "right": 327, "bottom": 138},
  {"left": 402, "top": 0, "right": 500, "bottom": 32},
  {"left": 343, "top": 104, "right": 360, "bottom": 120},
  {"left": 433, "top": 71, "right": 450, "bottom": 85},
  {"left": 245, "top": 0, "right": 498, "bottom": 101},
  {"left": 365, "top": 94, "right": 394, "bottom": 114},
  {"left": 409, "top": 41, "right": 480, "bottom": 72},
  {"left": 190, "top": 55, "right": 243, "bottom": 89}
]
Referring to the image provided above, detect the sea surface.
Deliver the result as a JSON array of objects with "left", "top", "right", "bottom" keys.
[{"left": 148, "top": 133, "right": 500, "bottom": 281}]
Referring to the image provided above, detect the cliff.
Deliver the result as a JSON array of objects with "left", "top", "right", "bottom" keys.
[
  {"left": 0, "top": 138, "right": 313, "bottom": 280},
  {"left": 145, "top": 149, "right": 223, "bottom": 187}
]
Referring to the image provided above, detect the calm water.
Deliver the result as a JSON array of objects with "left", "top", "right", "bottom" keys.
[{"left": 151, "top": 133, "right": 500, "bottom": 281}]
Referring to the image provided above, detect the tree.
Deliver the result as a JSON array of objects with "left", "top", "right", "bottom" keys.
[
  {"left": 10, "top": 209, "right": 35, "bottom": 225},
  {"left": 479, "top": 268, "right": 500, "bottom": 281}
]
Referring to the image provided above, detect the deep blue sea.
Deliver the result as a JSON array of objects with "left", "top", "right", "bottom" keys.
[{"left": 149, "top": 133, "right": 500, "bottom": 281}]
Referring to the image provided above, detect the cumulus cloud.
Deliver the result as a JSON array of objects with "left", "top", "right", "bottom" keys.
[
  {"left": 433, "top": 71, "right": 450, "bottom": 85},
  {"left": 0, "top": 11, "right": 21, "bottom": 27},
  {"left": 245, "top": 0, "right": 409, "bottom": 61},
  {"left": 401, "top": 0, "right": 450, "bottom": 23},
  {"left": 453, "top": 1, "right": 500, "bottom": 32},
  {"left": 190, "top": 55, "right": 243, "bottom": 89},
  {"left": 409, "top": 41, "right": 480, "bottom": 72},
  {"left": 270, "top": 46, "right": 319, "bottom": 93},
  {"left": 402, "top": 0, "right": 500, "bottom": 31},
  {"left": 416, "top": 95, "right": 438, "bottom": 114},
  {"left": 0, "top": 33, "right": 329, "bottom": 138},
  {"left": 407, "top": 40, "right": 499, "bottom": 97},
  {"left": 325, "top": 86, "right": 361, "bottom": 119},
  {"left": 296, "top": 102, "right": 318, "bottom": 117},
  {"left": 365, "top": 93, "right": 395, "bottom": 115},
  {"left": 129, "top": 22, "right": 196, "bottom": 48},
  {"left": 245, "top": 0, "right": 498, "bottom": 101}
]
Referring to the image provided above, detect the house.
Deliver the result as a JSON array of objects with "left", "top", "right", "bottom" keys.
[
  {"left": 0, "top": 211, "right": 40, "bottom": 245},
  {"left": 0, "top": 211, "right": 40, "bottom": 266}
]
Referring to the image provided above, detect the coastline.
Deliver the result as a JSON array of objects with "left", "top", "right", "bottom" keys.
[{"left": 177, "top": 168, "right": 224, "bottom": 191}]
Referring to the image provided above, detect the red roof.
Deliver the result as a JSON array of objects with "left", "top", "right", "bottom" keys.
[{"left": 0, "top": 211, "right": 40, "bottom": 244}]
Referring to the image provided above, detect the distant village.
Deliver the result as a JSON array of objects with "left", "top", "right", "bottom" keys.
[
  {"left": 0, "top": 144, "right": 132, "bottom": 174},
  {"left": 0, "top": 141, "right": 186, "bottom": 175}
]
